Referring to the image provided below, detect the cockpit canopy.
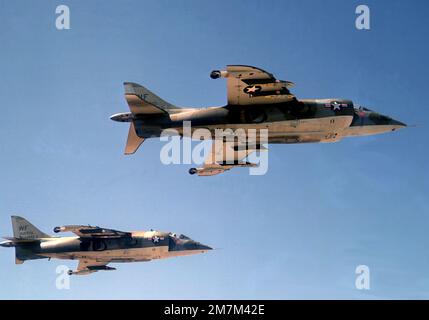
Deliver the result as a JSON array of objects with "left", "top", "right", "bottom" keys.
[
  {"left": 355, "top": 105, "right": 373, "bottom": 112},
  {"left": 169, "top": 233, "right": 191, "bottom": 240}
]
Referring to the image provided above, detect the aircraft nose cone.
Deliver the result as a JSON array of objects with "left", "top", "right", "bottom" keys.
[
  {"left": 390, "top": 119, "right": 407, "bottom": 130},
  {"left": 197, "top": 244, "right": 213, "bottom": 251},
  {"left": 185, "top": 241, "right": 212, "bottom": 251},
  {"left": 394, "top": 120, "right": 407, "bottom": 127}
]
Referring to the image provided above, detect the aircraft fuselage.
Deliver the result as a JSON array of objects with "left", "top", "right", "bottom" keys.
[
  {"left": 120, "top": 99, "right": 406, "bottom": 144},
  {"left": 14, "top": 231, "right": 211, "bottom": 264}
]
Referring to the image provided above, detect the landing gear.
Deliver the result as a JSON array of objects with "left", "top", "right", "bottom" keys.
[{"left": 189, "top": 168, "right": 197, "bottom": 175}]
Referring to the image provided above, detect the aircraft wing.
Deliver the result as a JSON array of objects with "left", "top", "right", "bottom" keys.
[
  {"left": 190, "top": 140, "right": 267, "bottom": 176},
  {"left": 69, "top": 259, "right": 115, "bottom": 276},
  {"left": 53, "top": 225, "right": 131, "bottom": 239},
  {"left": 211, "top": 65, "right": 296, "bottom": 106}
]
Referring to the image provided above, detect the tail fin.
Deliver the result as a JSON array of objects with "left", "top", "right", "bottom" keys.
[
  {"left": 121, "top": 82, "right": 180, "bottom": 154},
  {"left": 11, "top": 216, "right": 51, "bottom": 240},
  {"left": 124, "top": 82, "right": 180, "bottom": 115},
  {"left": 125, "top": 122, "right": 145, "bottom": 155}
]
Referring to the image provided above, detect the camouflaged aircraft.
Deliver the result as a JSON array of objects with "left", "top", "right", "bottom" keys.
[
  {"left": 110, "top": 65, "right": 406, "bottom": 176},
  {"left": 0, "top": 216, "right": 212, "bottom": 276}
]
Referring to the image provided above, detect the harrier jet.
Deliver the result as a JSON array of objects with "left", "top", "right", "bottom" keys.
[
  {"left": 0, "top": 216, "right": 211, "bottom": 276},
  {"left": 110, "top": 65, "right": 406, "bottom": 176}
]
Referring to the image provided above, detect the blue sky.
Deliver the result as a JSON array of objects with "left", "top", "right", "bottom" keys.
[{"left": 0, "top": 0, "right": 428, "bottom": 299}]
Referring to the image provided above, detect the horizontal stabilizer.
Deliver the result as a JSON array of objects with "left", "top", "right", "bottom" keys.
[
  {"left": 125, "top": 122, "right": 145, "bottom": 155},
  {"left": 2, "top": 236, "right": 41, "bottom": 243}
]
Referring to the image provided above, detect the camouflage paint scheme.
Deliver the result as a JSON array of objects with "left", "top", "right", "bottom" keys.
[
  {"left": 0, "top": 216, "right": 211, "bottom": 276},
  {"left": 111, "top": 65, "right": 406, "bottom": 176}
]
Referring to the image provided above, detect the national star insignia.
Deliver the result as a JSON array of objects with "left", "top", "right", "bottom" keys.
[
  {"left": 331, "top": 101, "right": 342, "bottom": 111},
  {"left": 244, "top": 86, "right": 261, "bottom": 94}
]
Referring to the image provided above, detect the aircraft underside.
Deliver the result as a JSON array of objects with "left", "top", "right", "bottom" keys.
[
  {"left": 169, "top": 115, "right": 403, "bottom": 144},
  {"left": 44, "top": 246, "right": 207, "bottom": 263}
]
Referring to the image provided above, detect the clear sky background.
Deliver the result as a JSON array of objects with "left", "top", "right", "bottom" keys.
[{"left": 0, "top": 0, "right": 428, "bottom": 299}]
